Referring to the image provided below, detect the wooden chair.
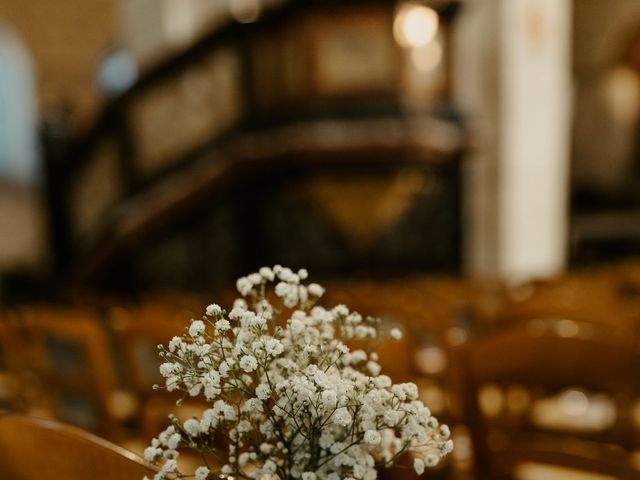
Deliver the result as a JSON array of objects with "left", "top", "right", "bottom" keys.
[
  {"left": 0, "top": 310, "right": 34, "bottom": 411},
  {"left": 0, "top": 414, "right": 157, "bottom": 479},
  {"left": 498, "top": 273, "right": 640, "bottom": 342},
  {"left": 109, "top": 302, "right": 191, "bottom": 397},
  {"left": 109, "top": 302, "right": 207, "bottom": 438},
  {"left": 449, "top": 318, "right": 640, "bottom": 480},
  {"left": 20, "top": 307, "right": 124, "bottom": 438}
]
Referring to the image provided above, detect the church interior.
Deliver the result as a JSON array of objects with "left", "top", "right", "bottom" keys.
[{"left": 3, "top": 0, "right": 640, "bottom": 478}]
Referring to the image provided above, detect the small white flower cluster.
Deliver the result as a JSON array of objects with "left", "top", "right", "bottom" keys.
[{"left": 144, "top": 266, "right": 452, "bottom": 480}]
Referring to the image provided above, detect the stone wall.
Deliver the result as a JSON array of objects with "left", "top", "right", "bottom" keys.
[{"left": 0, "top": 0, "right": 117, "bottom": 125}]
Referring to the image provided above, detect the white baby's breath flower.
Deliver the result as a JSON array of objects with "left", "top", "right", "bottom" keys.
[
  {"left": 275, "top": 282, "right": 289, "bottom": 297},
  {"left": 184, "top": 419, "right": 200, "bottom": 437},
  {"left": 384, "top": 410, "right": 399, "bottom": 426},
  {"left": 414, "top": 458, "right": 425, "bottom": 475},
  {"left": 189, "top": 320, "right": 205, "bottom": 337},
  {"left": 277, "top": 267, "right": 298, "bottom": 283},
  {"left": 403, "top": 382, "right": 418, "bottom": 400},
  {"left": 215, "top": 319, "right": 231, "bottom": 332},
  {"left": 168, "top": 336, "right": 182, "bottom": 353},
  {"left": 364, "top": 430, "right": 381, "bottom": 445},
  {"left": 195, "top": 466, "right": 210, "bottom": 480},
  {"left": 144, "top": 446, "right": 161, "bottom": 461},
  {"left": 167, "top": 376, "right": 181, "bottom": 392},
  {"left": 290, "top": 318, "right": 304, "bottom": 335},
  {"left": 161, "top": 459, "right": 178, "bottom": 473},
  {"left": 259, "top": 267, "right": 275, "bottom": 281},
  {"left": 159, "top": 362, "right": 175, "bottom": 377},
  {"left": 239, "top": 354, "right": 258, "bottom": 372},
  {"left": 255, "top": 383, "right": 271, "bottom": 400},
  {"left": 232, "top": 298, "right": 247, "bottom": 309},
  {"left": 144, "top": 266, "right": 450, "bottom": 480},
  {"left": 332, "top": 408, "right": 352, "bottom": 426},
  {"left": 367, "top": 361, "right": 381, "bottom": 376},
  {"left": 263, "top": 460, "right": 277, "bottom": 474},
  {"left": 238, "top": 452, "right": 251, "bottom": 466},
  {"left": 248, "top": 313, "right": 266, "bottom": 329},
  {"left": 214, "top": 400, "right": 236, "bottom": 421},
  {"left": 321, "top": 389, "right": 337, "bottom": 408},
  {"left": 236, "top": 277, "right": 253, "bottom": 295},
  {"left": 264, "top": 338, "right": 283, "bottom": 356},
  {"left": 375, "top": 375, "right": 391, "bottom": 388},
  {"left": 218, "top": 360, "right": 231, "bottom": 377},
  {"left": 442, "top": 439, "right": 454, "bottom": 455},
  {"left": 307, "top": 283, "right": 325, "bottom": 297},
  {"left": 425, "top": 452, "right": 440, "bottom": 467},
  {"left": 237, "top": 420, "right": 251, "bottom": 433},
  {"left": 259, "top": 442, "right": 273, "bottom": 454},
  {"left": 242, "top": 398, "right": 262, "bottom": 414},
  {"left": 167, "top": 433, "right": 181, "bottom": 450},
  {"left": 303, "top": 344, "right": 317, "bottom": 356}
]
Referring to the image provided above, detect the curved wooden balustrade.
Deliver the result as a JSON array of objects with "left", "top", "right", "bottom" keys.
[{"left": 42, "top": 0, "right": 465, "bottom": 294}]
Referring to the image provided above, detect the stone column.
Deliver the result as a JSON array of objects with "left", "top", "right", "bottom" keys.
[{"left": 456, "top": 0, "right": 572, "bottom": 282}]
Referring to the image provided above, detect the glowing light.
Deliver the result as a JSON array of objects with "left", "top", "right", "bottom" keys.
[
  {"left": 559, "top": 389, "right": 589, "bottom": 417},
  {"left": 414, "top": 345, "right": 447, "bottom": 375},
  {"left": 411, "top": 39, "right": 443, "bottom": 72},
  {"left": 230, "top": 0, "right": 262, "bottom": 24},
  {"left": 394, "top": 3, "right": 439, "bottom": 48},
  {"left": 604, "top": 66, "right": 640, "bottom": 124},
  {"left": 479, "top": 384, "right": 504, "bottom": 417},
  {"left": 555, "top": 319, "right": 579, "bottom": 338}
]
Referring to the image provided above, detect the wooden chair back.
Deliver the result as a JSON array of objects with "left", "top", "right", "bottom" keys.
[
  {"left": 109, "top": 302, "right": 191, "bottom": 396},
  {"left": 0, "top": 310, "right": 35, "bottom": 411},
  {"left": 20, "top": 307, "right": 121, "bottom": 436},
  {"left": 0, "top": 414, "right": 157, "bottom": 479},
  {"left": 109, "top": 301, "right": 205, "bottom": 437},
  {"left": 449, "top": 318, "right": 640, "bottom": 479}
]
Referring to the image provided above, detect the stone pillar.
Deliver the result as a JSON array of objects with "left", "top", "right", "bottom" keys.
[{"left": 456, "top": 0, "right": 572, "bottom": 282}]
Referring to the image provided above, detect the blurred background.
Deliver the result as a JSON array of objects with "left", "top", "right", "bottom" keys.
[{"left": 4, "top": 0, "right": 640, "bottom": 478}]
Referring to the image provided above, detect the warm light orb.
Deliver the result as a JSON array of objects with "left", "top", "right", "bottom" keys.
[
  {"left": 559, "top": 389, "right": 589, "bottom": 417},
  {"left": 394, "top": 3, "right": 439, "bottom": 48},
  {"left": 411, "top": 39, "right": 443, "bottom": 71}
]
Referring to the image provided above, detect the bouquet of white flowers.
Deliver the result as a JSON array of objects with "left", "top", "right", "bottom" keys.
[{"left": 144, "top": 266, "right": 452, "bottom": 480}]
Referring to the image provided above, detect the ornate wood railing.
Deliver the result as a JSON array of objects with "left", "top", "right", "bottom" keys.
[{"left": 42, "top": 0, "right": 465, "bottom": 294}]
